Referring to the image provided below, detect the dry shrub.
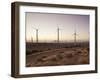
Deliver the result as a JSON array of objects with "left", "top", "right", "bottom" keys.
[
  {"left": 76, "top": 51, "right": 82, "bottom": 55},
  {"left": 51, "top": 58, "right": 57, "bottom": 62},
  {"left": 39, "top": 50, "right": 43, "bottom": 52},
  {"left": 66, "top": 53, "right": 73, "bottom": 58},
  {"left": 60, "top": 51, "right": 64, "bottom": 53},
  {"left": 26, "top": 50, "right": 32, "bottom": 55},
  {"left": 26, "top": 49, "right": 42, "bottom": 55},
  {"left": 57, "top": 54, "right": 63, "bottom": 60},
  {"left": 32, "top": 50, "right": 39, "bottom": 53},
  {"left": 77, "top": 51, "right": 81, "bottom": 54},
  {"left": 48, "top": 48, "right": 51, "bottom": 50},
  {"left": 37, "top": 58, "right": 43, "bottom": 62},
  {"left": 42, "top": 56, "right": 47, "bottom": 58}
]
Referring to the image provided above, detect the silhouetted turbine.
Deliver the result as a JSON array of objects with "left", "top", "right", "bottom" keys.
[
  {"left": 33, "top": 27, "right": 39, "bottom": 43},
  {"left": 57, "top": 27, "right": 61, "bottom": 43},
  {"left": 74, "top": 28, "right": 77, "bottom": 46}
]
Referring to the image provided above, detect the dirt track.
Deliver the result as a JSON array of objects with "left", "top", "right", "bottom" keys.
[{"left": 26, "top": 47, "right": 89, "bottom": 67}]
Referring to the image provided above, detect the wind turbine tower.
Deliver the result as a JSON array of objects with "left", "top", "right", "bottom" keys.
[
  {"left": 36, "top": 29, "right": 38, "bottom": 43},
  {"left": 57, "top": 27, "right": 61, "bottom": 43},
  {"left": 74, "top": 28, "right": 77, "bottom": 46},
  {"left": 33, "top": 27, "right": 39, "bottom": 43}
]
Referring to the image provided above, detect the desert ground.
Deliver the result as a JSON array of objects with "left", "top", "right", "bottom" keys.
[{"left": 26, "top": 42, "right": 89, "bottom": 67}]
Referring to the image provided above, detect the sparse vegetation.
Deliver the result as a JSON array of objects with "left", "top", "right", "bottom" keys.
[
  {"left": 26, "top": 50, "right": 44, "bottom": 55},
  {"left": 60, "top": 51, "right": 64, "bottom": 53},
  {"left": 37, "top": 58, "right": 43, "bottom": 62},
  {"left": 57, "top": 54, "right": 63, "bottom": 59},
  {"left": 51, "top": 57, "right": 57, "bottom": 62},
  {"left": 77, "top": 51, "right": 81, "bottom": 54},
  {"left": 66, "top": 53, "right": 73, "bottom": 58},
  {"left": 48, "top": 48, "right": 51, "bottom": 50},
  {"left": 26, "top": 50, "right": 32, "bottom": 55},
  {"left": 42, "top": 56, "right": 47, "bottom": 58},
  {"left": 26, "top": 42, "right": 89, "bottom": 67},
  {"left": 32, "top": 50, "right": 39, "bottom": 53}
]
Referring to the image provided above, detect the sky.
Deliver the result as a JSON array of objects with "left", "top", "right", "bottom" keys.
[{"left": 26, "top": 12, "right": 89, "bottom": 43}]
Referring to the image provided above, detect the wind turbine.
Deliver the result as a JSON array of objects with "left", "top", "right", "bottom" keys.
[
  {"left": 33, "top": 27, "right": 39, "bottom": 43},
  {"left": 57, "top": 27, "right": 61, "bottom": 43},
  {"left": 73, "top": 27, "right": 77, "bottom": 46}
]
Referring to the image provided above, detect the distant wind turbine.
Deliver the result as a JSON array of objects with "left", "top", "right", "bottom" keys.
[
  {"left": 33, "top": 27, "right": 39, "bottom": 43},
  {"left": 73, "top": 27, "right": 77, "bottom": 46},
  {"left": 57, "top": 27, "right": 61, "bottom": 43}
]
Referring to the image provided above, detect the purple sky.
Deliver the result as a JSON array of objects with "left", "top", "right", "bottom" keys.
[{"left": 26, "top": 12, "right": 89, "bottom": 42}]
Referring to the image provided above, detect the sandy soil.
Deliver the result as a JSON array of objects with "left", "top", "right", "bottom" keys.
[{"left": 26, "top": 47, "right": 89, "bottom": 67}]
